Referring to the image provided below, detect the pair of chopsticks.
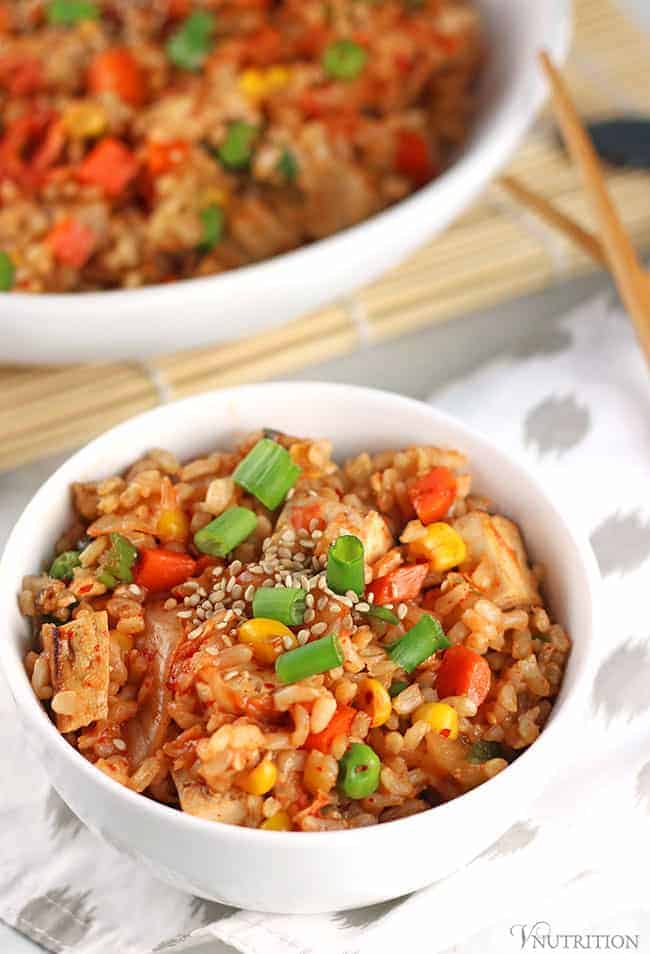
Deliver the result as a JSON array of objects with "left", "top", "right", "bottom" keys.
[{"left": 499, "top": 52, "right": 650, "bottom": 368}]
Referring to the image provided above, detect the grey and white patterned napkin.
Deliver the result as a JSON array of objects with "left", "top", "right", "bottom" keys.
[{"left": 1, "top": 293, "right": 649, "bottom": 954}]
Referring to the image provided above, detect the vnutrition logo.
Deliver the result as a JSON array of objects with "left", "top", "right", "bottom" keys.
[{"left": 509, "top": 922, "right": 641, "bottom": 950}]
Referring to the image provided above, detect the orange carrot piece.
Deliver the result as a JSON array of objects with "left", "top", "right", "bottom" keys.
[
  {"left": 304, "top": 704, "right": 356, "bottom": 753},
  {"left": 77, "top": 137, "right": 139, "bottom": 197},
  {"left": 47, "top": 218, "right": 96, "bottom": 269},
  {"left": 134, "top": 548, "right": 197, "bottom": 593},
  {"left": 435, "top": 645, "right": 491, "bottom": 707},
  {"left": 366, "top": 563, "right": 429, "bottom": 606},
  {"left": 409, "top": 466, "right": 456, "bottom": 524},
  {"left": 88, "top": 48, "right": 146, "bottom": 106}
]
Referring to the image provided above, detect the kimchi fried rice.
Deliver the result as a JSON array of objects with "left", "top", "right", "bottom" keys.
[
  {"left": 21, "top": 431, "right": 570, "bottom": 831},
  {"left": 0, "top": 0, "right": 482, "bottom": 293}
]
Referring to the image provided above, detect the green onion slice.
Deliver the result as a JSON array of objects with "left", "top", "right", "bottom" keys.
[
  {"left": 322, "top": 39, "right": 367, "bottom": 80},
  {"left": 49, "top": 550, "right": 81, "bottom": 582},
  {"left": 193, "top": 506, "right": 257, "bottom": 557},
  {"left": 198, "top": 205, "right": 225, "bottom": 251},
  {"left": 0, "top": 251, "right": 15, "bottom": 291},
  {"left": 217, "top": 121, "right": 258, "bottom": 170},
  {"left": 467, "top": 740, "right": 508, "bottom": 764},
  {"left": 388, "top": 679, "right": 409, "bottom": 697},
  {"left": 338, "top": 742, "right": 381, "bottom": 799},
  {"left": 233, "top": 438, "right": 300, "bottom": 509},
  {"left": 253, "top": 586, "right": 306, "bottom": 626},
  {"left": 326, "top": 535, "right": 365, "bottom": 597},
  {"left": 387, "top": 614, "right": 450, "bottom": 673},
  {"left": 47, "top": 0, "right": 99, "bottom": 24},
  {"left": 98, "top": 533, "right": 138, "bottom": 589},
  {"left": 366, "top": 604, "right": 399, "bottom": 626},
  {"left": 276, "top": 148, "right": 298, "bottom": 182},
  {"left": 275, "top": 632, "right": 343, "bottom": 684},
  {"left": 166, "top": 11, "right": 216, "bottom": 71}
]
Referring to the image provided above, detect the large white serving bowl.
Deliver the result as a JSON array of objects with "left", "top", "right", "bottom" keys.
[
  {"left": 0, "top": 383, "right": 598, "bottom": 914},
  {"left": 1, "top": 0, "right": 570, "bottom": 364}
]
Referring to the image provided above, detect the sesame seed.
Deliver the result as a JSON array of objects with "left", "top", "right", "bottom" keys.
[
  {"left": 226, "top": 577, "right": 236, "bottom": 593},
  {"left": 294, "top": 552, "right": 306, "bottom": 563},
  {"left": 250, "top": 565, "right": 264, "bottom": 575},
  {"left": 205, "top": 645, "right": 220, "bottom": 656},
  {"left": 317, "top": 596, "right": 327, "bottom": 611},
  {"left": 164, "top": 598, "right": 177, "bottom": 610},
  {"left": 282, "top": 635, "right": 294, "bottom": 650},
  {"left": 329, "top": 603, "right": 341, "bottom": 614},
  {"left": 312, "top": 529, "right": 323, "bottom": 539},
  {"left": 177, "top": 609, "right": 193, "bottom": 619},
  {"left": 345, "top": 590, "right": 359, "bottom": 603},
  {"left": 278, "top": 547, "right": 292, "bottom": 559},
  {"left": 304, "top": 608, "right": 316, "bottom": 623},
  {"left": 197, "top": 587, "right": 207, "bottom": 598},
  {"left": 263, "top": 579, "right": 274, "bottom": 588},
  {"left": 230, "top": 560, "right": 243, "bottom": 575},
  {"left": 201, "top": 599, "right": 212, "bottom": 610},
  {"left": 223, "top": 670, "right": 239, "bottom": 681},
  {"left": 311, "top": 622, "right": 327, "bottom": 636},
  {"left": 113, "top": 738, "right": 127, "bottom": 751},
  {"left": 367, "top": 592, "right": 375, "bottom": 604},
  {"left": 301, "top": 540, "right": 316, "bottom": 549},
  {"left": 128, "top": 584, "right": 142, "bottom": 596},
  {"left": 281, "top": 529, "right": 296, "bottom": 544},
  {"left": 196, "top": 608, "right": 206, "bottom": 620},
  {"left": 210, "top": 591, "right": 225, "bottom": 604},
  {"left": 185, "top": 581, "right": 199, "bottom": 591},
  {"left": 397, "top": 603, "right": 408, "bottom": 619},
  {"left": 286, "top": 487, "right": 296, "bottom": 499},
  {"left": 317, "top": 577, "right": 327, "bottom": 590},
  {"left": 187, "top": 593, "right": 200, "bottom": 606},
  {"left": 217, "top": 621, "right": 227, "bottom": 630},
  {"left": 356, "top": 602, "right": 370, "bottom": 613},
  {"left": 188, "top": 626, "right": 203, "bottom": 640},
  {"left": 212, "top": 566, "right": 224, "bottom": 577},
  {"left": 342, "top": 614, "right": 353, "bottom": 630},
  {"left": 244, "top": 585, "right": 255, "bottom": 602},
  {"left": 305, "top": 593, "right": 315, "bottom": 608},
  {"left": 231, "top": 584, "right": 243, "bottom": 599}
]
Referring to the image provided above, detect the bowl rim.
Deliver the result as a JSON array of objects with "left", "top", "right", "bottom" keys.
[
  {"left": 0, "top": 381, "right": 600, "bottom": 849},
  {"left": 0, "top": 0, "right": 572, "bottom": 316}
]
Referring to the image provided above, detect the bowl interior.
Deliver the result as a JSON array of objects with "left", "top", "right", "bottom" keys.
[{"left": 1, "top": 382, "right": 596, "bottom": 753}]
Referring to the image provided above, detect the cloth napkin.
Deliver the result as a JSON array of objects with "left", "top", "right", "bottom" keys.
[{"left": 1, "top": 292, "right": 650, "bottom": 954}]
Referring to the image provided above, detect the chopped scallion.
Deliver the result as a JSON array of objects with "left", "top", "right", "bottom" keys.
[
  {"left": 47, "top": 0, "right": 99, "bottom": 24},
  {"left": 275, "top": 632, "right": 343, "bottom": 684},
  {"left": 326, "top": 534, "right": 365, "bottom": 597},
  {"left": 276, "top": 148, "right": 298, "bottom": 182},
  {"left": 166, "top": 11, "right": 216, "bottom": 71},
  {"left": 0, "top": 251, "right": 15, "bottom": 291},
  {"left": 387, "top": 614, "right": 450, "bottom": 673},
  {"left": 217, "top": 121, "right": 258, "bottom": 170},
  {"left": 388, "top": 679, "right": 409, "bottom": 697},
  {"left": 253, "top": 586, "right": 306, "bottom": 626},
  {"left": 49, "top": 550, "right": 81, "bottom": 582},
  {"left": 98, "top": 533, "right": 138, "bottom": 589},
  {"left": 467, "top": 740, "right": 507, "bottom": 764},
  {"left": 366, "top": 604, "right": 399, "bottom": 625},
  {"left": 233, "top": 438, "right": 300, "bottom": 509},
  {"left": 193, "top": 506, "right": 257, "bottom": 557},
  {"left": 198, "top": 205, "right": 225, "bottom": 251}
]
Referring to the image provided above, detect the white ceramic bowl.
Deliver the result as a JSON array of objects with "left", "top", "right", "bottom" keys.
[
  {"left": 0, "top": 383, "right": 598, "bottom": 913},
  {"left": 1, "top": 0, "right": 570, "bottom": 364}
]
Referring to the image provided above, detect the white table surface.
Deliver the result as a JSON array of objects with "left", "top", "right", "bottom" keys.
[{"left": 2, "top": 1, "right": 649, "bottom": 947}]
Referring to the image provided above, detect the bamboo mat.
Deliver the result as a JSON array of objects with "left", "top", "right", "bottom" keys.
[{"left": 2, "top": 0, "right": 650, "bottom": 473}]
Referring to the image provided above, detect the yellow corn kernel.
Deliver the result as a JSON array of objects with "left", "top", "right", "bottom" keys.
[
  {"left": 156, "top": 507, "right": 190, "bottom": 543},
  {"left": 408, "top": 522, "right": 467, "bottom": 573},
  {"left": 239, "top": 68, "right": 266, "bottom": 99},
  {"left": 356, "top": 677, "right": 392, "bottom": 728},
  {"left": 240, "top": 759, "right": 278, "bottom": 795},
  {"left": 265, "top": 65, "right": 290, "bottom": 91},
  {"left": 412, "top": 702, "right": 459, "bottom": 740},
  {"left": 201, "top": 185, "right": 230, "bottom": 208},
  {"left": 112, "top": 630, "right": 133, "bottom": 653},
  {"left": 63, "top": 102, "right": 107, "bottom": 139},
  {"left": 238, "top": 617, "right": 297, "bottom": 664},
  {"left": 261, "top": 810, "right": 292, "bottom": 831}
]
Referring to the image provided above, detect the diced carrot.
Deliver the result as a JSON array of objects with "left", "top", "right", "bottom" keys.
[
  {"left": 366, "top": 563, "right": 429, "bottom": 606},
  {"left": 395, "top": 129, "right": 434, "bottom": 186},
  {"left": 88, "top": 48, "right": 146, "bottom": 106},
  {"left": 240, "top": 25, "right": 282, "bottom": 66},
  {"left": 0, "top": 55, "right": 43, "bottom": 95},
  {"left": 146, "top": 139, "right": 190, "bottom": 176},
  {"left": 409, "top": 466, "right": 456, "bottom": 524},
  {"left": 47, "top": 218, "right": 96, "bottom": 269},
  {"left": 435, "top": 644, "right": 491, "bottom": 707},
  {"left": 290, "top": 502, "right": 325, "bottom": 533},
  {"left": 0, "top": 111, "right": 64, "bottom": 190},
  {"left": 304, "top": 704, "right": 356, "bottom": 753},
  {"left": 134, "top": 548, "right": 197, "bottom": 593},
  {"left": 77, "top": 137, "right": 139, "bottom": 197},
  {"left": 167, "top": 0, "right": 190, "bottom": 17}
]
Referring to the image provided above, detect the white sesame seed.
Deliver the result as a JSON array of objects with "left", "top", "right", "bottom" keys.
[
  {"left": 177, "top": 609, "right": 193, "bottom": 619},
  {"left": 231, "top": 584, "right": 243, "bottom": 599},
  {"left": 304, "top": 608, "right": 316, "bottom": 623},
  {"left": 250, "top": 565, "right": 264, "bottom": 575},
  {"left": 185, "top": 581, "right": 199, "bottom": 591},
  {"left": 113, "top": 738, "right": 127, "bottom": 751},
  {"left": 226, "top": 577, "right": 236, "bottom": 593},
  {"left": 329, "top": 603, "right": 341, "bottom": 614},
  {"left": 188, "top": 626, "right": 203, "bottom": 640},
  {"left": 232, "top": 600, "right": 246, "bottom": 612},
  {"left": 128, "top": 584, "right": 142, "bottom": 596},
  {"left": 345, "top": 590, "right": 359, "bottom": 603},
  {"left": 342, "top": 614, "right": 353, "bottom": 630},
  {"left": 297, "top": 629, "right": 310, "bottom": 644},
  {"left": 317, "top": 596, "right": 327, "bottom": 611},
  {"left": 197, "top": 588, "right": 207, "bottom": 598},
  {"left": 196, "top": 608, "right": 206, "bottom": 620},
  {"left": 312, "top": 529, "right": 323, "bottom": 539},
  {"left": 356, "top": 602, "right": 370, "bottom": 613},
  {"left": 294, "top": 552, "right": 306, "bottom": 563},
  {"left": 311, "top": 622, "right": 327, "bottom": 636},
  {"left": 305, "top": 593, "right": 315, "bottom": 608},
  {"left": 278, "top": 547, "right": 292, "bottom": 559},
  {"left": 212, "top": 566, "right": 223, "bottom": 577},
  {"left": 301, "top": 540, "right": 316, "bottom": 549},
  {"left": 282, "top": 635, "right": 294, "bottom": 650},
  {"left": 164, "top": 598, "right": 177, "bottom": 610},
  {"left": 281, "top": 529, "right": 296, "bottom": 543},
  {"left": 217, "top": 621, "right": 227, "bottom": 630},
  {"left": 210, "top": 591, "right": 225, "bottom": 604},
  {"left": 286, "top": 487, "right": 295, "bottom": 499},
  {"left": 317, "top": 576, "right": 327, "bottom": 590},
  {"left": 262, "top": 579, "right": 274, "bottom": 587},
  {"left": 223, "top": 670, "right": 239, "bottom": 681},
  {"left": 397, "top": 603, "right": 408, "bottom": 620},
  {"left": 201, "top": 599, "right": 212, "bottom": 610},
  {"left": 230, "top": 560, "right": 243, "bottom": 575},
  {"left": 244, "top": 585, "right": 255, "bottom": 602},
  {"left": 367, "top": 592, "right": 375, "bottom": 603},
  {"left": 187, "top": 593, "right": 200, "bottom": 606}
]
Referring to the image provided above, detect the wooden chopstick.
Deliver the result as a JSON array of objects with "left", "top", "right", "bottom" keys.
[
  {"left": 498, "top": 175, "right": 608, "bottom": 268},
  {"left": 540, "top": 51, "right": 650, "bottom": 367}
]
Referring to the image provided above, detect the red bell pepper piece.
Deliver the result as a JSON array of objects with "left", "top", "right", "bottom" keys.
[
  {"left": 134, "top": 548, "right": 197, "bottom": 593},
  {"left": 436, "top": 644, "right": 491, "bottom": 707},
  {"left": 88, "top": 48, "right": 146, "bottom": 106},
  {"left": 77, "top": 137, "right": 139, "bottom": 197},
  {"left": 395, "top": 129, "right": 434, "bottom": 186},
  {"left": 146, "top": 139, "right": 190, "bottom": 176},
  {"left": 47, "top": 218, "right": 96, "bottom": 269},
  {"left": 409, "top": 466, "right": 456, "bottom": 524},
  {"left": 366, "top": 563, "right": 429, "bottom": 606}
]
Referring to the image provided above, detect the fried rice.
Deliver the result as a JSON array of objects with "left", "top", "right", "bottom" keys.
[
  {"left": 0, "top": 0, "right": 482, "bottom": 292},
  {"left": 21, "top": 430, "right": 570, "bottom": 832}
]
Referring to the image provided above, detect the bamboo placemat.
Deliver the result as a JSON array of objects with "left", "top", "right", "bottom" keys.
[{"left": 2, "top": 0, "right": 649, "bottom": 473}]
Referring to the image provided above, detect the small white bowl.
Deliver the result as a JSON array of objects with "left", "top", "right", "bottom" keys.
[
  {"left": 0, "top": 0, "right": 571, "bottom": 364},
  {"left": 0, "top": 383, "right": 598, "bottom": 913}
]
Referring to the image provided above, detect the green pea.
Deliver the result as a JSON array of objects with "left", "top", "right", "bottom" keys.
[
  {"left": 98, "top": 533, "right": 138, "bottom": 589},
  {"left": 322, "top": 39, "right": 367, "bottom": 81},
  {"left": 166, "top": 11, "right": 216, "bottom": 71},
  {"left": 49, "top": 550, "right": 82, "bottom": 582},
  {"left": 217, "top": 121, "right": 258, "bottom": 170},
  {"left": 338, "top": 742, "right": 381, "bottom": 799},
  {"left": 0, "top": 251, "right": 15, "bottom": 291}
]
